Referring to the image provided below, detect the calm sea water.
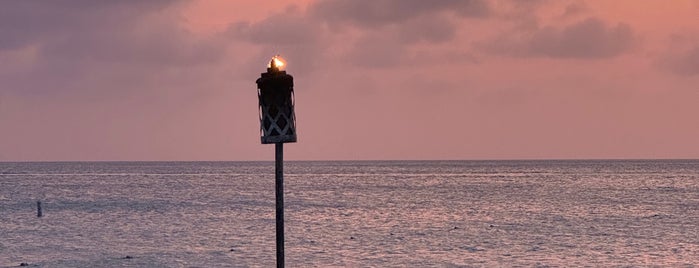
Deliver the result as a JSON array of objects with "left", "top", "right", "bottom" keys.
[{"left": 1, "top": 160, "right": 698, "bottom": 267}]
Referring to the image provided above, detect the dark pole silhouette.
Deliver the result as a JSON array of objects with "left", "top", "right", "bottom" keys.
[
  {"left": 257, "top": 56, "right": 296, "bottom": 268},
  {"left": 275, "top": 142, "right": 284, "bottom": 266}
]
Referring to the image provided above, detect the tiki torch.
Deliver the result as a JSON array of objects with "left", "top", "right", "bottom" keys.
[{"left": 256, "top": 55, "right": 296, "bottom": 268}]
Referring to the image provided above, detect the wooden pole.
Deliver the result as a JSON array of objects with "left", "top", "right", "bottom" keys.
[{"left": 275, "top": 142, "right": 284, "bottom": 268}]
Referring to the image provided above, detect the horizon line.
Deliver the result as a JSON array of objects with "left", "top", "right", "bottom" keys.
[{"left": 2, "top": 158, "right": 699, "bottom": 163}]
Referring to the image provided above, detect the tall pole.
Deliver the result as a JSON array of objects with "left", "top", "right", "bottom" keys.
[
  {"left": 275, "top": 142, "right": 284, "bottom": 268},
  {"left": 257, "top": 55, "right": 294, "bottom": 268}
]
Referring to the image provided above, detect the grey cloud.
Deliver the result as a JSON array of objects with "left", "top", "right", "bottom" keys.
[
  {"left": 0, "top": 1, "right": 226, "bottom": 96},
  {"left": 0, "top": 0, "right": 220, "bottom": 66},
  {"left": 319, "top": 4, "right": 466, "bottom": 68},
  {"left": 396, "top": 14, "right": 456, "bottom": 44},
  {"left": 229, "top": 8, "right": 322, "bottom": 46},
  {"left": 562, "top": 2, "right": 588, "bottom": 18},
  {"left": 41, "top": 23, "right": 221, "bottom": 66},
  {"left": 340, "top": 14, "right": 458, "bottom": 69},
  {"left": 657, "top": 45, "right": 699, "bottom": 76},
  {"left": 0, "top": 1, "right": 176, "bottom": 51},
  {"left": 228, "top": 8, "right": 329, "bottom": 76},
  {"left": 512, "top": 0, "right": 549, "bottom": 10},
  {"left": 528, "top": 18, "right": 634, "bottom": 58},
  {"left": 335, "top": 9, "right": 462, "bottom": 69},
  {"left": 344, "top": 33, "right": 407, "bottom": 68},
  {"left": 484, "top": 17, "right": 635, "bottom": 59},
  {"left": 310, "top": 0, "right": 490, "bottom": 28},
  {"left": 497, "top": 0, "right": 548, "bottom": 23},
  {"left": 344, "top": 29, "right": 481, "bottom": 69},
  {"left": 230, "top": 1, "right": 488, "bottom": 71}
]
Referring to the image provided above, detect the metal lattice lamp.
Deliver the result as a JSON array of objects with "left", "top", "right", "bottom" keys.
[
  {"left": 256, "top": 55, "right": 296, "bottom": 268},
  {"left": 257, "top": 55, "right": 296, "bottom": 144}
]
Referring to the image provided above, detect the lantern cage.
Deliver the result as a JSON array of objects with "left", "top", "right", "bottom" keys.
[{"left": 257, "top": 66, "right": 297, "bottom": 144}]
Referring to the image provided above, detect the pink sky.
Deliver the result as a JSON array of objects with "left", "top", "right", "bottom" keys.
[{"left": 1, "top": 0, "right": 698, "bottom": 161}]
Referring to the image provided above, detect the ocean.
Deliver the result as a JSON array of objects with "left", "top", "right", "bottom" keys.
[{"left": 1, "top": 160, "right": 698, "bottom": 267}]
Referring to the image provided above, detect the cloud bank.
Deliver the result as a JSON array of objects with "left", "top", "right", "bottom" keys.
[{"left": 483, "top": 17, "right": 636, "bottom": 59}]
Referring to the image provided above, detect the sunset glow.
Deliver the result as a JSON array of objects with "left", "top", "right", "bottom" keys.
[
  {"left": 3, "top": 3, "right": 698, "bottom": 267},
  {"left": 1, "top": 1, "right": 698, "bottom": 161}
]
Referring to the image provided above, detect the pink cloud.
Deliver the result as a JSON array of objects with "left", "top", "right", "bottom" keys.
[
  {"left": 656, "top": 43, "right": 699, "bottom": 76},
  {"left": 483, "top": 17, "right": 636, "bottom": 59},
  {"left": 310, "top": 0, "right": 490, "bottom": 28}
]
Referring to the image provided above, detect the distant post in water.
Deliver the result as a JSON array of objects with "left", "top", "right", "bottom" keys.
[{"left": 256, "top": 55, "right": 296, "bottom": 268}]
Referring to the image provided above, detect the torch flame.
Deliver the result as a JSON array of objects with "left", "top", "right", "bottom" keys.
[{"left": 268, "top": 55, "right": 286, "bottom": 71}]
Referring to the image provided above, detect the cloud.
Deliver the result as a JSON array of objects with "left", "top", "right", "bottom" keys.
[
  {"left": 561, "top": 2, "right": 589, "bottom": 18},
  {"left": 656, "top": 44, "right": 699, "bottom": 76},
  {"left": 483, "top": 17, "right": 636, "bottom": 59},
  {"left": 307, "top": 0, "right": 483, "bottom": 69},
  {"left": 343, "top": 33, "right": 407, "bottom": 68},
  {"left": 0, "top": 1, "right": 176, "bottom": 51},
  {"left": 310, "top": 0, "right": 490, "bottom": 28},
  {"left": 229, "top": 2, "right": 468, "bottom": 71},
  {"left": 0, "top": 1, "right": 226, "bottom": 96},
  {"left": 340, "top": 13, "right": 459, "bottom": 68},
  {"left": 395, "top": 14, "right": 457, "bottom": 44},
  {"left": 227, "top": 6, "right": 329, "bottom": 76},
  {"left": 230, "top": 6, "right": 322, "bottom": 46}
]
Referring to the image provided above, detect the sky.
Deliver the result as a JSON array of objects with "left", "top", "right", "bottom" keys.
[{"left": 1, "top": 0, "right": 698, "bottom": 161}]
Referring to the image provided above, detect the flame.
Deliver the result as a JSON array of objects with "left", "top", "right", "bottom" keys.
[{"left": 267, "top": 55, "right": 286, "bottom": 71}]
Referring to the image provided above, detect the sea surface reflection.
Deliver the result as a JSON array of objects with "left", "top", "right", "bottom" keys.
[{"left": 1, "top": 160, "right": 698, "bottom": 267}]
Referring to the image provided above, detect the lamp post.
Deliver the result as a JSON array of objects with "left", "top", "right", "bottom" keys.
[{"left": 256, "top": 55, "right": 296, "bottom": 268}]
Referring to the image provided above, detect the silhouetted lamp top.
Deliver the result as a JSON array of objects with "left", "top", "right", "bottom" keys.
[{"left": 257, "top": 55, "right": 296, "bottom": 144}]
